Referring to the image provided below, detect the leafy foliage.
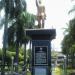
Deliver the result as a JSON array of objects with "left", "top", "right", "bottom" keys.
[
  {"left": 62, "top": 18, "right": 75, "bottom": 68},
  {"left": 8, "top": 11, "right": 35, "bottom": 47},
  {"left": 0, "top": 0, "right": 36, "bottom": 72}
]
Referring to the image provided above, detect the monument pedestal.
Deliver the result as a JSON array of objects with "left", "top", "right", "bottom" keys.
[{"left": 26, "top": 29, "right": 56, "bottom": 75}]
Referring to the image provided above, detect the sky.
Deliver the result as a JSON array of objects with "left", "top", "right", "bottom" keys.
[
  {"left": 26, "top": 0, "right": 71, "bottom": 51},
  {"left": 0, "top": 0, "right": 71, "bottom": 51}
]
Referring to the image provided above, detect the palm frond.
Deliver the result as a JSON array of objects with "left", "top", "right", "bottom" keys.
[{"left": 68, "top": 5, "right": 75, "bottom": 14}]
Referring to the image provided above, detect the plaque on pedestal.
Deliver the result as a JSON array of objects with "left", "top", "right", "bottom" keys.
[
  {"left": 34, "top": 46, "right": 48, "bottom": 65},
  {"left": 34, "top": 67, "right": 47, "bottom": 75}
]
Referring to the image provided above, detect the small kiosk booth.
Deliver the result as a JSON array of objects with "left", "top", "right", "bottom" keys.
[{"left": 26, "top": 29, "right": 56, "bottom": 75}]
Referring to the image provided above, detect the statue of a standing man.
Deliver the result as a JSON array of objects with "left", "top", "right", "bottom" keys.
[{"left": 36, "top": 0, "right": 46, "bottom": 28}]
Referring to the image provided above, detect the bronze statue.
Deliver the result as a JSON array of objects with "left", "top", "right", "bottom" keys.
[{"left": 36, "top": 0, "right": 46, "bottom": 28}]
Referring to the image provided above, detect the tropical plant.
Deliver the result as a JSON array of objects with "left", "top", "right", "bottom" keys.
[
  {"left": 69, "top": 44, "right": 75, "bottom": 68},
  {"left": 62, "top": 18, "right": 75, "bottom": 68},
  {"left": 0, "top": 0, "right": 27, "bottom": 74}
]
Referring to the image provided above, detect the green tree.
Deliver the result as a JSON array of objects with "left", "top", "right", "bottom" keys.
[
  {"left": 0, "top": 0, "right": 27, "bottom": 74},
  {"left": 7, "top": 11, "right": 35, "bottom": 71},
  {"left": 69, "top": 44, "right": 75, "bottom": 68},
  {"left": 1, "top": 0, "right": 11, "bottom": 74},
  {"left": 62, "top": 19, "right": 75, "bottom": 68},
  {"left": 0, "top": 0, "right": 36, "bottom": 73}
]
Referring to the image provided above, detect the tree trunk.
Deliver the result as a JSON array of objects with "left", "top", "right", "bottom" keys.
[
  {"left": 1, "top": 14, "right": 8, "bottom": 75},
  {"left": 24, "top": 43, "right": 26, "bottom": 70},
  {"left": 15, "top": 36, "right": 19, "bottom": 72},
  {"left": 24, "top": 30, "right": 26, "bottom": 71},
  {"left": 29, "top": 40, "right": 32, "bottom": 72},
  {"left": 72, "top": 53, "right": 74, "bottom": 68},
  {"left": 71, "top": 53, "right": 74, "bottom": 68},
  {"left": 66, "top": 53, "right": 68, "bottom": 68}
]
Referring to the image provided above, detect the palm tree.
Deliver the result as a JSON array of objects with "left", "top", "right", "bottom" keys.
[
  {"left": 0, "top": 0, "right": 27, "bottom": 74},
  {"left": 68, "top": 0, "right": 75, "bottom": 18},
  {"left": 0, "top": 0, "right": 36, "bottom": 73},
  {"left": 8, "top": 0, "right": 27, "bottom": 72},
  {"left": 62, "top": 18, "right": 75, "bottom": 68},
  {"left": 8, "top": 11, "right": 35, "bottom": 71},
  {"left": 1, "top": 0, "right": 10, "bottom": 74}
]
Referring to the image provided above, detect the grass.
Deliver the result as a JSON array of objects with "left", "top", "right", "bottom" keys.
[
  {"left": 27, "top": 71, "right": 31, "bottom": 75},
  {"left": 66, "top": 68, "right": 75, "bottom": 75}
]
